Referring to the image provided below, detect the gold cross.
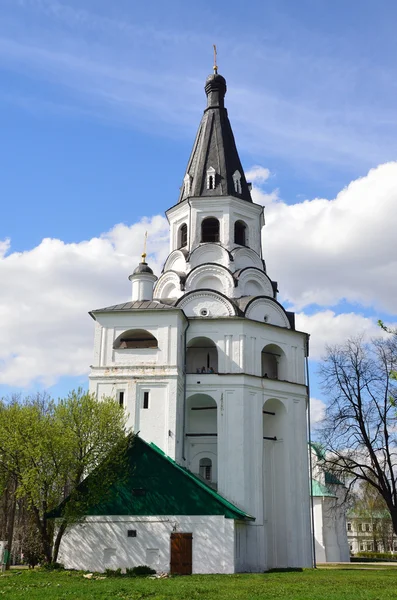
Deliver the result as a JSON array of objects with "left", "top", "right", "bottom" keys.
[
  {"left": 213, "top": 44, "right": 218, "bottom": 74},
  {"left": 142, "top": 231, "right": 148, "bottom": 262}
]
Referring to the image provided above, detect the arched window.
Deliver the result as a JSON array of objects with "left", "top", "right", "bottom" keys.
[
  {"left": 179, "top": 223, "right": 188, "bottom": 248},
  {"left": 207, "top": 167, "right": 216, "bottom": 190},
  {"left": 233, "top": 170, "right": 242, "bottom": 194},
  {"left": 201, "top": 217, "right": 220, "bottom": 243},
  {"left": 186, "top": 337, "right": 218, "bottom": 373},
  {"left": 234, "top": 220, "right": 247, "bottom": 246},
  {"left": 113, "top": 329, "right": 158, "bottom": 349},
  {"left": 199, "top": 458, "right": 212, "bottom": 481},
  {"left": 261, "top": 344, "right": 286, "bottom": 380}
]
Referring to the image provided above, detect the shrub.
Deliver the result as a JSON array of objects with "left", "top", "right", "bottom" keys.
[
  {"left": 355, "top": 551, "right": 397, "bottom": 561},
  {"left": 41, "top": 562, "right": 65, "bottom": 571},
  {"left": 126, "top": 565, "right": 156, "bottom": 577},
  {"left": 105, "top": 568, "right": 123, "bottom": 577}
]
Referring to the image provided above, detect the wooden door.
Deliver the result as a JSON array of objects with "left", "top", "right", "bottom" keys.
[{"left": 170, "top": 532, "right": 193, "bottom": 575}]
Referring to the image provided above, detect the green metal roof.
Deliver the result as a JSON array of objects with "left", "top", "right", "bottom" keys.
[
  {"left": 310, "top": 442, "right": 326, "bottom": 460},
  {"left": 325, "top": 471, "right": 344, "bottom": 486},
  {"left": 48, "top": 435, "right": 254, "bottom": 521},
  {"left": 311, "top": 479, "right": 336, "bottom": 498}
]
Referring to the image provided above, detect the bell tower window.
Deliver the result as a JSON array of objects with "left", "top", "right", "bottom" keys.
[
  {"left": 206, "top": 167, "right": 216, "bottom": 190},
  {"left": 201, "top": 217, "right": 220, "bottom": 243},
  {"left": 179, "top": 223, "right": 188, "bottom": 248},
  {"left": 233, "top": 170, "right": 242, "bottom": 195},
  {"left": 234, "top": 220, "right": 247, "bottom": 246}
]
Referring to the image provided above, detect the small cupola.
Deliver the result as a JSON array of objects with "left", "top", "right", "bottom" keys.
[{"left": 128, "top": 250, "right": 158, "bottom": 302}]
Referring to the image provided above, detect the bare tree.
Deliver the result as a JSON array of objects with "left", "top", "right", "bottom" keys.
[{"left": 318, "top": 336, "right": 397, "bottom": 535}]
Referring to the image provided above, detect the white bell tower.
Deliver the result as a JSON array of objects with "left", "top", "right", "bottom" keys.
[{"left": 88, "top": 66, "right": 312, "bottom": 572}]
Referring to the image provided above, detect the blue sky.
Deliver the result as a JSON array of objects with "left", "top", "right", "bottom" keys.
[{"left": 1, "top": 0, "right": 397, "bottom": 422}]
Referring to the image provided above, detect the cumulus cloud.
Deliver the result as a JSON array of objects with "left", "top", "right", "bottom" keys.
[
  {"left": 295, "top": 310, "right": 390, "bottom": 361},
  {"left": 310, "top": 397, "right": 326, "bottom": 424},
  {"left": 0, "top": 216, "right": 169, "bottom": 387},
  {"left": 256, "top": 161, "right": 397, "bottom": 315},
  {"left": 245, "top": 165, "right": 271, "bottom": 185},
  {"left": 1, "top": 162, "right": 397, "bottom": 389}
]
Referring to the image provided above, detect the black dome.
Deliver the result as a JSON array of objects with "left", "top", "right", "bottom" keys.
[{"left": 133, "top": 262, "right": 154, "bottom": 275}]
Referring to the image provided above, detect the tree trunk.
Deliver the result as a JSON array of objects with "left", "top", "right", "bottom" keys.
[
  {"left": 5, "top": 479, "right": 17, "bottom": 570},
  {"left": 52, "top": 520, "right": 67, "bottom": 564},
  {"left": 389, "top": 508, "right": 397, "bottom": 539}
]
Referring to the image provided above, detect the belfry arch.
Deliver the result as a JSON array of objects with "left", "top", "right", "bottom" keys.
[
  {"left": 186, "top": 393, "right": 218, "bottom": 486},
  {"left": 186, "top": 337, "right": 218, "bottom": 374},
  {"left": 261, "top": 344, "right": 287, "bottom": 380},
  {"left": 201, "top": 217, "right": 220, "bottom": 243},
  {"left": 263, "top": 398, "right": 288, "bottom": 568}
]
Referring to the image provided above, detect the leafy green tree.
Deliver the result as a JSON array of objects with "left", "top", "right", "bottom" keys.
[{"left": 0, "top": 389, "right": 128, "bottom": 563}]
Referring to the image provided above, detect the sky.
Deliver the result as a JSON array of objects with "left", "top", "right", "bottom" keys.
[{"left": 1, "top": 0, "right": 397, "bottom": 425}]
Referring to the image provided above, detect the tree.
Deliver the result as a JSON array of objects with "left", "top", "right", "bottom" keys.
[
  {"left": 352, "top": 482, "right": 394, "bottom": 552},
  {"left": 0, "top": 389, "right": 128, "bottom": 564},
  {"left": 318, "top": 336, "right": 397, "bottom": 535}
]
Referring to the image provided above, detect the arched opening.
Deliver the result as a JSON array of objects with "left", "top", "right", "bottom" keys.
[
  {"left": 186, "top": 393, "right": 217, "bottom": 487},
  {"left": 199, "top": 457, "right": 212, "bottom": 481},
  {"left": 234, "top": 220, "right": 247, "bottom": 246},
  {"left": 113, "top": 329, "right": 158, "bottom": 349},
  {"left": 263, "top": 398, "right": 287, "bottom": 568},
  {"left": 261, "top": 344, "right": 286, "bottom": 380},
  {"left": 201, "top": 217, "right": 220, "bottom": 243},
  {"left": 178, "top": 223, "right": 188, "bottom": 248},
  {"left": 186, "top": 337, "right": 218, "bottom": 374}
]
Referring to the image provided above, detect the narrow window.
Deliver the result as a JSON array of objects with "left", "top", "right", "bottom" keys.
[
  {"left": 233, "top": 170, "right": 242, "bottom": 194},
  {"left": 143, "top": 391, "right": 150, "bottom": 409},
  {"left": 201, "top": 217, "right": 220, "bottom": 243},
  {"left": 347, "top": 522, "right": 352, "bottom": 532},
  {"left": 118, "top": 391, "right": 125, "bottom": 407},
  {"left": 179, "top": 223, "right": 188, "bottom": 248},
  {"left": 234, "top": 220, "right": 247, "bottom": 246},
  {"left": 206, "top": 167, "right": 216, "bottom": 190},
  {"left": 199, "top": 458, "right": 212, "bottom": 481}
]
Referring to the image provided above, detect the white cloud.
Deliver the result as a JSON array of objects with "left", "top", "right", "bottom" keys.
[
  {"left": 310, "top": 397, "right": 326, "bottom": 424},
  {"left": 0, "top": 216, "right": 169, "bottom": 387},
  {"left": 1, "top": 163, "right": 397, "bottom": 389},
  {"left": 245, "top": 166, "right": 271, "bottom": 185},
  {"left": 296, "top": 310, "right": 389, "bottom": 361},
  {"left": 260, "top": 161, "right": 397, "bottom": 315}
]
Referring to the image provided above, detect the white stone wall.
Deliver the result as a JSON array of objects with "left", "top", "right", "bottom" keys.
[
  {"left": 89, "top": 310, "right": 187, "bottom": 459},
  {"left": 58, "top": 515, "right": 235, "bottom": 574}
]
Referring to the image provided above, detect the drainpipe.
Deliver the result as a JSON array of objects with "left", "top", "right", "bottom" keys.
[
  {"left": 305, "top": 334, "right": 316, "bottom": 568},
  {"left": 182, "top": 319, "right": 190, "bottom": 462}
]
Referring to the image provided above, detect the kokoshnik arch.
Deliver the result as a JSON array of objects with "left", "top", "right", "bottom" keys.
[{"left": 56, "top": 65, "right": 315, "bottom": 574}]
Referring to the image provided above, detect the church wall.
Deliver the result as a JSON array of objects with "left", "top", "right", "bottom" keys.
[
  {"left": 89, "top": 311, "right": 186, "bottom": 459},
  {"left": 57, "top": 515, "right": 235, "bottom": 574}
]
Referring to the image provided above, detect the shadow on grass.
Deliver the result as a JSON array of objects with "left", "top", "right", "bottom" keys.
[{"left": 266, "top": 568, "right": 304, "bottom": 573}]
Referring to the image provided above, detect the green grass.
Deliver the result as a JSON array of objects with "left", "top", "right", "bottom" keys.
[{"left": 1, "top": 568, "right": 397, "bottom": 600}]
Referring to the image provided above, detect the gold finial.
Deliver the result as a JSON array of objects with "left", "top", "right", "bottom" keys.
[
  {"left": 141, "top": 231, "right": 148, "bottom": 263},
  {"left": 213, "top": 44, "right": 218, "bottom": 74}
]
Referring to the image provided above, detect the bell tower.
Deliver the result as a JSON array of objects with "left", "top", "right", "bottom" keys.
[{"left": 89, "top": 64, "right": 312, "bottom": 572}]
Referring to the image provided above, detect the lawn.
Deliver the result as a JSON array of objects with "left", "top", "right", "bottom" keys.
[
  {"left": 1, "top": 568, "right": 397, "bottom": 600},
  {"left": 0, "top": 568, "right": 397, "bottom": 600}
]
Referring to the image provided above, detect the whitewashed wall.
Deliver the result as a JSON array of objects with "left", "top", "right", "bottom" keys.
[{"left": 58, "top": 515, "right": 235, "bottom": 574}]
